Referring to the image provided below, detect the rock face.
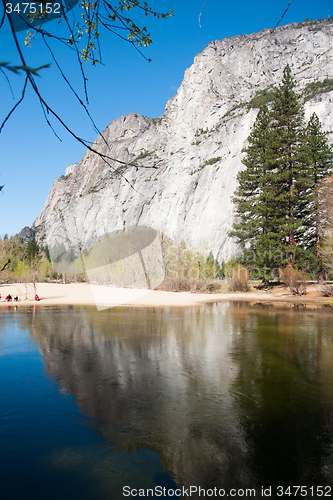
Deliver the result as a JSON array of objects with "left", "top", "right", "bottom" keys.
[
  {"left": 16, "top": 226, "right": 35, "bottom": 244},
  {"left": 34, "top": 20, "right": 333, "bottom": 262}
]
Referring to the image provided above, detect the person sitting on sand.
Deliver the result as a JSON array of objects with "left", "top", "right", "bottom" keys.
[
  {"left": 6, "top": 294, "right": 12, "bottom": 302},
  {"left": 14, "top": 296, "right": 18, "bottom": 302},
  {"left": 35, "top": 294, "right": 40, "bottom": 301}
]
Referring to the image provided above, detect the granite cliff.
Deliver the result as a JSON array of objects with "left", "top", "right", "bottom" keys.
[{"left": 34, "top": 20, "right": 333, "bottom": 263}]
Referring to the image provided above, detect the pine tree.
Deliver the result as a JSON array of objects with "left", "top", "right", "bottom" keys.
[
  {"left": 229, "top": 106, "right": 279, "bottom": 282},
  {"left": 230, "top": 66, "right": 333, "bottom": 283},
  {"left": 321, "top": 176, "right": 333, "bottom": 277},
  {"left": 269, "top": 64, "right": 308, "bottom": 265},
  {"left": 303, "top": 113, "right": 333, "bottom": 281},
  {"left": 231, "top": 65, "right": 309, "bottom": 279}
]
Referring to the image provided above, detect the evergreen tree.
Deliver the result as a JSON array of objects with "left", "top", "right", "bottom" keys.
[
  {"left": 269, "top": 64, "right": 308, "bottom": 265},
  {"left": 304, "top": 113, "right": 333, "bottom": 281},
  {"left": 321, "top": 175, "right": 333, "bottom": 277},
  {"left": 230, "top": 66, "right": 332, "bottom": 282},
  {"left": 229, "top": 106, "right": 279, "bottom": 282}
]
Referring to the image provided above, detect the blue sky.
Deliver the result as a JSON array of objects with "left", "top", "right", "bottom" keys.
[{"left": 1, "top": 0, "right": 332, "bottom": 236}]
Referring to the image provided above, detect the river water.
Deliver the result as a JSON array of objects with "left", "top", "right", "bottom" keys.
[{"left": 1, "top": 303, "right": 333, "bottom": 499}]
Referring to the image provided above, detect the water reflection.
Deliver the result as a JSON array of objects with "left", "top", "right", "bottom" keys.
[
  {"left": 229, "top": 303, "right": 333, "bottom": 489},
  {"left": 19, "top": 303, "right": 333, "bottom": 492}
]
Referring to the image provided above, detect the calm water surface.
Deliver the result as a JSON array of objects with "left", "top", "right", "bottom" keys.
[{"left": 1, "top": 302, "right": 333, "bottom": 499}]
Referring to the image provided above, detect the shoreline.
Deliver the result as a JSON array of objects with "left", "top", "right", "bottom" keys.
[{"left": 0, "top": 282, "right": 332, "bottom": 309}]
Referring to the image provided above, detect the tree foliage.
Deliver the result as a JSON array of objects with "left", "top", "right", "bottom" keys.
[
  {"left": 303, "top": 113, "right": 333, "bottom": 280},
  {"left": 0, "top": 234, "right": 50, "bottom": 285},
  {"left": 320, "top": 175, "right": 333, "bottom": 277},
  {"left": 230, "top": 65, "right": 333, "bottom": 282},
  {"left": 269, "top": 65, "right": 309, "bottom": 258},
  {"left": 161, "top": 237, "right": 222, "bottom": 292},
  {"left": 229, "top": 105, "right": 280, "bottom": 280},
  {"left": 1, "top": 0, "right": 173, "bottom": 178}
]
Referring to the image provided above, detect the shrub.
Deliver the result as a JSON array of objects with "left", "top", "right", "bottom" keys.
[
  {"left": 281, "top": 267, "right": 307, "bottom": 295},
  {"left": 248, "top": 88, "right": 275, "bottom": 108},
  {"left": 316, "top": 284, "right": 333, "bottom": 297},
  {"left": 303, "top": 78, "right": 333, "bottom": 102},
  {"left": 227, "top": 265, "right": 250, "bottom": 292},
  {"left": 201, "top": 157, "right": 221, "bottom": 168}
]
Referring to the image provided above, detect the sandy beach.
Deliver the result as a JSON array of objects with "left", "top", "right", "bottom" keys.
[{"left": 0, "top": 282, "right": 332, "bottom": 308}]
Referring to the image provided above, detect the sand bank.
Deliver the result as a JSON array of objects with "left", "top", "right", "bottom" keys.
[{"left": 0, "top": 282, "right": 331, "bottom": 309}]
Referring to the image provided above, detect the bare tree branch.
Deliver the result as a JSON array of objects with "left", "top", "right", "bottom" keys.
[
  {"left": 1, "top": 0, "right": 173, "bottom": 193},
  {"left": 59, "top": 0, "right": 90, "bottom": 103},
  {"left": 272, "top": 0, "right": 293, "bottom": 31},
  {"left": 0, "top": 0, "right": 173, "bottom": 162},
  {"left": 199, "top": 0, "right": 208, "bottom": 28},
  {"left": 0, "top": 76, "right": 28, "bottom": 132},
  {"left": 42, "top": 34, "right": 101, "bottom": 137},
  {"left": 0, "top": 66, "right": 15, "bottom": 99}
]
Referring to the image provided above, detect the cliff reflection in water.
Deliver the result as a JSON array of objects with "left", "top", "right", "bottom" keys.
[{"left": 21, "top": 303, "right": 333, "bottom": 490}]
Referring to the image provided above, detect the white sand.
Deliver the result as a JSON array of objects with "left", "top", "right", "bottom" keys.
[{"left": 0, "top": 282, "right": 329, "bottom": 308}]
